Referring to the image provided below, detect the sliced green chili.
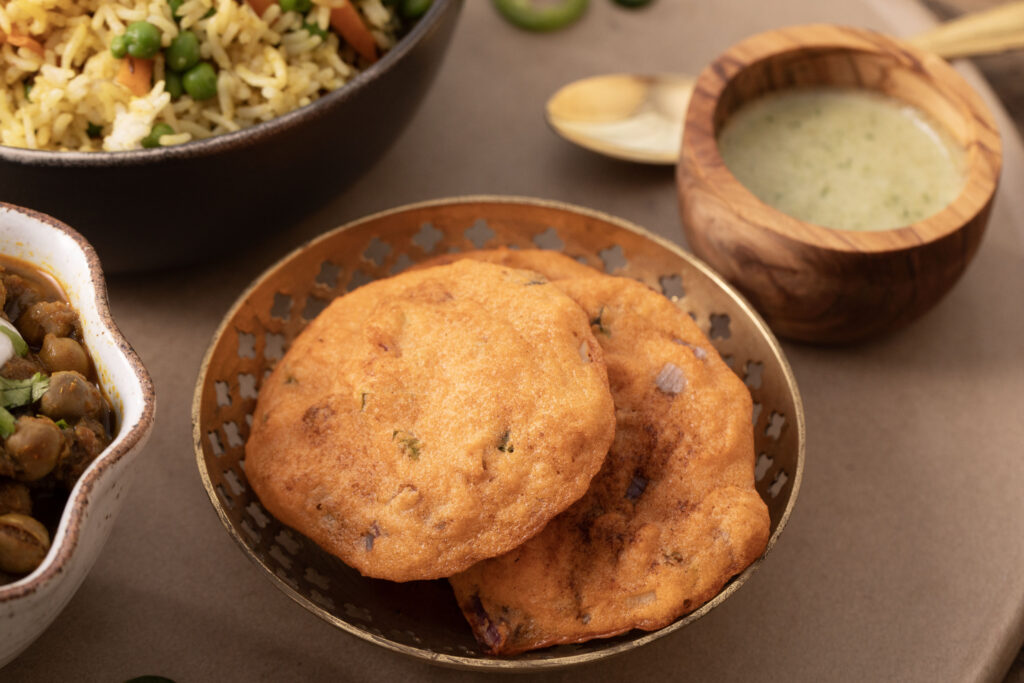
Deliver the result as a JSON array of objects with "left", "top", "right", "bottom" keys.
[
  {"left": 0, "top": 373, "right": 49, "bottom": 409},
  {"left": 491, "top": 0, "right": 589, "bottom": 32}
]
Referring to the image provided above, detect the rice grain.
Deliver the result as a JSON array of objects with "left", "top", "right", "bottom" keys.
[{"left": 0, "top": 0, "right": 399, "bottom": 151}]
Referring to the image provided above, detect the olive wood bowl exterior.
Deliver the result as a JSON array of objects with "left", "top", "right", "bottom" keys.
[
  {"left": 0, "top": 203, "right": 156, "bottom": 667},
  {"left": 677, "top": 24, "right": 1002, "bottom": 344},
  {"left": 192, "top": 196, "right": 804, "bottom": 671},
  {"left": 0, "top": 0, "right": 461, "bottom": 274}
]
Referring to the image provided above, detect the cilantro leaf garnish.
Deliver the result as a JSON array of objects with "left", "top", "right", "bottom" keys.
[{"left": 0, "top": 372, "right": 49, "bottom": 409}]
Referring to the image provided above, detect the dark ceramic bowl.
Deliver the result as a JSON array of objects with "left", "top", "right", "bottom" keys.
[{"left": 0, "top": 1, "right": 462, "bottom": 273}]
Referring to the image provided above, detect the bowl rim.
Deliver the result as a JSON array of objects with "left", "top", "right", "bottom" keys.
[
  {"left": 0, "top": 202, "right": 156, "bottom": 604},
  {"left": 0, "top": 0, "right": 458, "bottom": 166},
  {"left": 191, "top": 194, "right": 806, "bottom": 671},
  {"left": 682, "top": 23, "right": 1003, "bottom": 255}
]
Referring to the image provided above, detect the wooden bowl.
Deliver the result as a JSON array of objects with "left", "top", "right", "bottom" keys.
[
  {"left": 676, "top": 24, "right": 1002, "bottom": 344},
  {"left": 192, "top": 196, "right": 804, "bottom": 670}
]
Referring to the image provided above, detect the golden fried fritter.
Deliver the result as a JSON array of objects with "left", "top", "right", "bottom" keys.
[
  {"left": 449, "top": 270, "right": 770, "bottom": 655},
  {"left": 245, "top": 260, "right": 616, "bottom": 582}
]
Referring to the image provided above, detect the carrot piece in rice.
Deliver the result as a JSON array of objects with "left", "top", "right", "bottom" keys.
[
  {"left": 2, "top": 32, "right": 45, "bottom": 57},
  {"left": 330, "top": 2, "right": 378, "bottom": 63},
  {"left": 246, "top": 0, "right": 276, "bottom": 17}
]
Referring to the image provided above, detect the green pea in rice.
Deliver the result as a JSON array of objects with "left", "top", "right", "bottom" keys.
[{"left": 0, "top": 0, "right": 399, "bottom": 151}]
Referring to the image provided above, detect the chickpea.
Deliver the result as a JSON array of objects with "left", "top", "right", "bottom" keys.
[
  {"left": 3, "top": 416, "right": 64, "bottom": 481},
  {"left": 0, "top": 480, "right": 31, "bottom": 516},
  {"left": 0, "top": 354, "right": 46, "bottom": 380},
  {"left": 1, "top": 274, "right": 42, "bottom": 322},
  {"left": 39, "top": 334, "right": 89, "bottom": 376},
  {"left": 15, "top": 301, "right": 78, "bottom": 346},
  {"left": 55, "top": 417, "right": 110, "bottom": 488},
  {"left": 39, "top": 371, "right": 104, "bottom": 421},
  {"left": 0, "top": 513, "right": 50, "bottom": 574}
]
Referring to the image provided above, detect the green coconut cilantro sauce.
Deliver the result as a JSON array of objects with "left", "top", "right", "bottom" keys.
[{"left": 717, "top": 87, "right": 967, "bottom": 231}]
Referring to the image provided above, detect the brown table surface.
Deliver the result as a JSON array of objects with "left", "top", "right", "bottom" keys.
[
  {"left": 5, "top": 1, "right": 1024, "bottom": 681},
  {"left": 940, "top": 0, "right": 1024, "bottom": 675}
]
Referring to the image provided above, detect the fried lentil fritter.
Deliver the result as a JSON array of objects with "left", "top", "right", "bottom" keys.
[
  {"left": 446, "top": 256, "right": 770, "bottom": 654},
  {"left": 245, "top": 260, "right": 616, "bottom": 582}
]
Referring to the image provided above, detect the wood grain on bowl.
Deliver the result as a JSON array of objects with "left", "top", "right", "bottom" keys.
[{"left": 677, "top": 24, "right": 1001, "bottom": 344}]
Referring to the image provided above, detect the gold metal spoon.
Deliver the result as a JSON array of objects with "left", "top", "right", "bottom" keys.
[{"left": 545, "top": 1, "right": 1024, "bottom": 164}]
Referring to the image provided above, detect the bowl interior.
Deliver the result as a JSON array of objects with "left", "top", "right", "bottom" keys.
[
  {"left": 193, "top": 197, "right": 804, "bottom": 670},
  {"left": 0, "top": 205, "right": 150, "bottom": 450},
  {"left": 714, "top": 44, "right": 968, "bottom": 145}
]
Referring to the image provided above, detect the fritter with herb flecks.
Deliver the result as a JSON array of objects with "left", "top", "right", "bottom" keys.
[
  {"left": 245, "top": 260, "right": 616, "bottom": 582},
  {"left": 447, "top": 260, "right": 769, "bottom": 655}
]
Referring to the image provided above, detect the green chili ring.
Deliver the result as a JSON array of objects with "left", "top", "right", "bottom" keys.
[{"left": 491, "top": 0, "right": 589, "bottom": 32}]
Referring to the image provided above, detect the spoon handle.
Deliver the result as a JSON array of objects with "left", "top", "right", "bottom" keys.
[{"left": 909, "top": 0, "right": 1024, "bottom": 58}]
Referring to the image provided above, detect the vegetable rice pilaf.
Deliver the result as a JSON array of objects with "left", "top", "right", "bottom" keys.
[{"left": 0, "top": 0, "right": 409, "bottom": 151}]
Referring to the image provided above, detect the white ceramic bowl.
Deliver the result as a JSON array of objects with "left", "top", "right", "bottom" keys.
[{"left": 0, "top": 203, "right": 156, "bottom": 667}]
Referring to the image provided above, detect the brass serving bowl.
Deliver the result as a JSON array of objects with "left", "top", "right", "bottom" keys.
[{"left": 191, "top": 196, "right": 804, "bottom": 671}]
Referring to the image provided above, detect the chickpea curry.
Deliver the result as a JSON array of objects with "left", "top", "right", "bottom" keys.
[{"left": 0, "top": 257, "right": 116, "bottom": 582}]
